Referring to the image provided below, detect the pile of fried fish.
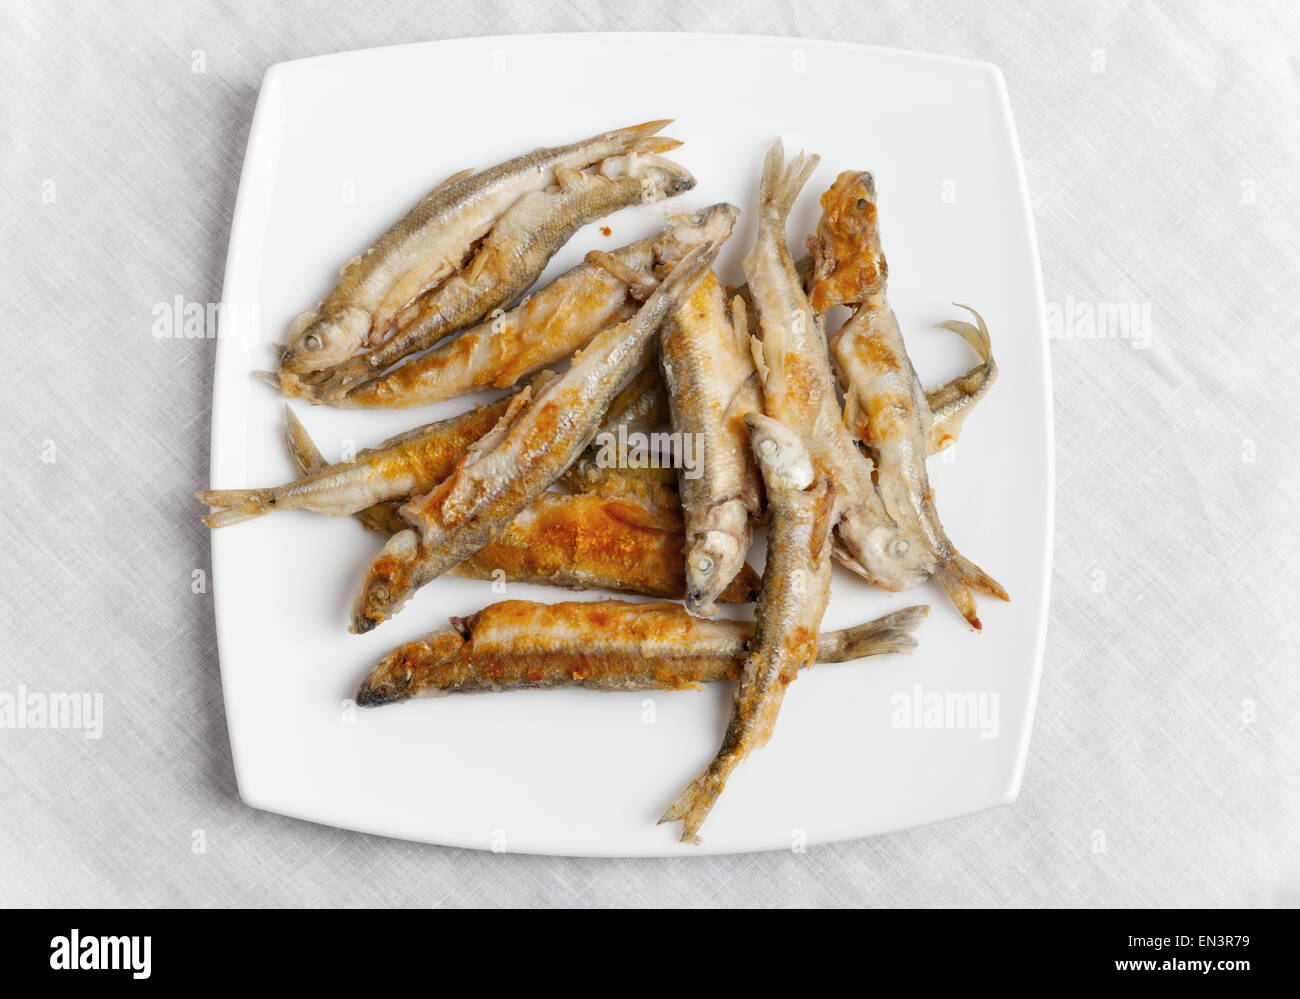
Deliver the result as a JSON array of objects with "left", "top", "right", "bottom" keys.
[{"left": 199, "top": 121, "right": 1007, "bottom": 842}]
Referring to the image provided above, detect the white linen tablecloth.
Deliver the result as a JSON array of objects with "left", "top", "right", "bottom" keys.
[{"left": 1, "top": 0, "right": 1296, "bottom": 907}]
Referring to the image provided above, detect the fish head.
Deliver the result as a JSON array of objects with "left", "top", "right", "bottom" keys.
[
  {"left": 807, "top": 170, "right": 886, "bottom": 313},
  {"left": 355, "top": 628, "right": 464, "bottom": 706},
  {"left": 280, "top": 307, "right": 371, "bottom": 374},
  {"left": 744, "top": 412, "right": 816, "bottom": 494},
  {"left": 654, "top": 203, "right": 741, "bottom": 273},
  {"left": 841, "top": 518, "right": 936, "bottom": 592},
  {"left": 350, "top": 529, "right": 421, "bottom": 634},
  {"left": 355, "top": 643, "right": 421, "bottom": 706},
  {"left": 685, "top": 529, "right": 746, "bottom": 618},
  {"left": 598, "top": 152, "right": 696, "bottom": 203}
]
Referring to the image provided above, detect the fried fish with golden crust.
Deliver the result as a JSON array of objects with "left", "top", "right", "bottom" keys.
[{"left": 355, "top": 600, "right": 927, "bottom": 704}]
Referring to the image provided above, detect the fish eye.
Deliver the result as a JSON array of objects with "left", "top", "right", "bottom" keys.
[
  {"left": 371, "top": 584, "right": 389, "bottom": 603},
  {"left": 695, "top": 554, "right": 714, "bottom": 574},
  {"left": 889, "top": 538, "right": 910, "bottom": 558},
  {"left": 759, "top": 438, "right": 778, "bottom": 457},
  {"left": 856, "top": 198, "right": 869, "bottom": 210},
  {"left": 304, "top": 332, "right": 324, "bottom": 351}
]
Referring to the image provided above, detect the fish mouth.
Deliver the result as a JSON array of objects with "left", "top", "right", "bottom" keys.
[
  {"left": 684, "top": 573, "right": 724, "bottom": 618},
  {"left": 666, "top": 175, "right": 696, "bottom": 197},
  {"left": 684, "top": 587, "right": 713, "bottom": 617},
  {"left": 350, "top": 613, "right": 381, "bottom": 635},
  {"left": 355, "top": 682, "right": 401, "bottom": 707}
]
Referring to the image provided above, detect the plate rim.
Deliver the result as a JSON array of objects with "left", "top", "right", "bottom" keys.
[{"left": 211, "top": 31, "right": 1054, "bottom": 857}]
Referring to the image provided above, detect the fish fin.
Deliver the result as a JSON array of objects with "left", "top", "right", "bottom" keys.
[
  {"left": 447, "top": 614, "right": 475, "bottom": 639},
  {"left": 465, "top": 241, "right": 493, "bottom": 284},
  {"left": 252, "top": 370, "right": 282, "bottom": 391},
  {"left": 425, "top": 168, "right": 475, "bottom": 198},
  {"left": 554, "top": 165, "right": 585, "bottom": 192},
  {"left": 820, "top": 605, "right": 930, "bottom": 660},
  {"left": 466, "top": 386, "right": 533, "bottom": 461},
  {"left": 275, "top": 369, "right": 315, "bottom": 400},
  {"left": 831, "top": 537, "right": 873, "bottom": 580},
  {"left": 728, "top": 293, "right": 751, "bottom": 352},
  {"left": 399, "top": 470, "right": 459, "bottom": 531},
  {"left": 757, "top": 140, "right": 820, "bottom": 223},
  {"left": 935, "top": 553, "right": 1009, "bottom": 630},
  {"left": 195, "top": 488, "right": 274, "bottom": 528},
  {"left": 355, "top": 501, "right": 409, "bottom": 536},
  {"left": 808, "top": 474, "right": 837, "bottom": 566},
  {"left": 748, "top": 333, "right": 770, "bottom": 386},
  {"left": 586, "top": 249, "right": 657, "bottom": 300},
  {"left": 282, "top": 405, "right": 327, "bottom": 475},
  {"left": 608, "top": 119, "right": 672, "bottom": 141},
  {"left": 601, "top": 498, "right": 677, "bottom": 532},
  {"left": 722, "top": 370, "right": 762, "bottom": 428}
]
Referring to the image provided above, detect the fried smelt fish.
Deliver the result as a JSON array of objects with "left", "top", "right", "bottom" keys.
[
  {"left": 661, "top": 413, "right": 836, "bottom": 843},
  {"left": 351, "top": 233, "right": 733, "bottom": 633},
  {"left": 302, "top": 151, "right": 695, "bottom": 402},
  {"left": 282, "top": 408, "right": 758, "bottom": 602},
  {"left": 280, "top": 120, "right": 677, "bottom": 379},
  {"left": 743, "top": 141, "right": 932, "bottom": 591},
  {"left": 356, "top": 601, "right": 927, "bottom": 704},
  {"left": 297, "top": 151, "right": 695, "bottom": 402},
  {"left": 659, "top": 272, "right": 763, "bottom": 617},
  {"left": 811, "top": 171, "right": 1008, "bottom": 628},
  {"left": 453, "top": 492, "right": 760, "bottom": 602},
  {"left": 196, "top": 396, "right": 517, "bottom": 528},
  {"left": 340, "top": 205, "right": 737, "bottom": 409}
]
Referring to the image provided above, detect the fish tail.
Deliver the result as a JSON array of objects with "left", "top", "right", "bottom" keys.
[
  {"left": 935, "top": 553, "right": 1010, "bottom": 630},
  {"left": 820, "top": 605, "right": 930, "bottom": 660},
  {"left": 659, "top": 765, "right": 730, "bottom": 845},
  {"left": 195, "top": 488, "right": 276, "bottom": 528},
  {"left": 601, "top": 120, "right": 677, "bottom": 160},
  {"left": 606, "top": 119, "right": 673, "bottom": 144},
  {"left": 939, "top": 304, "right": 994, "bottom": 364},
  {"left": 757, "top": 139, "right": 820, "bottom": 223},
  {"left": 629, "top": 135, "right": 683, "bottom": 156}
]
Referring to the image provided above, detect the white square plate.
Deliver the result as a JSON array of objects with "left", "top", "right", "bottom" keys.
[{"left": 211, "top": 33, "right": 1052, "bottom": 856}]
